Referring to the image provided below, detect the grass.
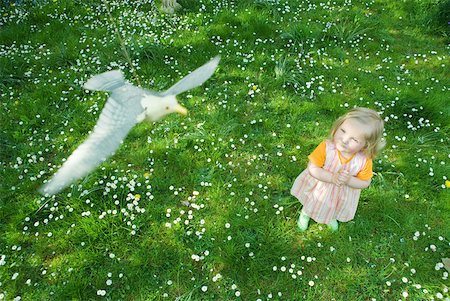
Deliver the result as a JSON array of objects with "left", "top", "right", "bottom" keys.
[{"left": 1, "top": 0, "right": 449, "bottom": 300}]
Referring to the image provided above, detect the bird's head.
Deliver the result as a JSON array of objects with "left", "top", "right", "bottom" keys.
[{"left": 141, "top": 94, "right": 187, "bottom": 121}]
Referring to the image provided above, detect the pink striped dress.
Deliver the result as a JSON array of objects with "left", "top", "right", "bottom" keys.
[{"left": 290, "top": 140, "right": 369, "bottom": 224}]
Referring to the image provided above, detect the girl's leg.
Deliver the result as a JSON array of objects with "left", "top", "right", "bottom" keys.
[
  {"left": 327, "top": 219, "right": 338, "bottom": 232},
  {"left": 297, "top": 210, "right": 310, "bottom": 232}
]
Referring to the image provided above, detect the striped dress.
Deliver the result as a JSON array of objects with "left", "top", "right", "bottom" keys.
[{"left": 290, "top": 140, "right": 369, "bottom": 224}]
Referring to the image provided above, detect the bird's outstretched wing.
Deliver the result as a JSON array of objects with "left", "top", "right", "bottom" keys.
[
  {"left": 83, "top": 70, "right": 126, "bottom": 92},
  {"left": 162, "top": 56, "right": 220, "bottom": 96},
  {"left": 39, "top": 94, "right": 142, "bottom": 196}
]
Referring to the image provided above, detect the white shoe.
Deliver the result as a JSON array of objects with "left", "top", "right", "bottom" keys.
[
  {"left": 297, "top": 212, "right": 310, "bottom": 232},
  {"left": 328, "top": 220, "right": 338, "bottom": 232}
]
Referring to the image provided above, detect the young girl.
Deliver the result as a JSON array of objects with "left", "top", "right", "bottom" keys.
[{"left": 290, "top": 107, "right": 385, "bottom": 232}]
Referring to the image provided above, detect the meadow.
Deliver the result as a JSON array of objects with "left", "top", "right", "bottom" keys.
[{"left": 0, "top": 0, "right": 449, "bottom": 300}]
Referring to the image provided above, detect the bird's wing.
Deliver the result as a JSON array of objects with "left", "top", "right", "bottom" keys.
[
  {"left": 39, "top": 93, "right": 143, "bottom": 196},
  {"left": 162, "top": 56, "right": 220, "bottom": 96},
  {"left": 83, "top": 70, "right": 126, "bottom": 92}
]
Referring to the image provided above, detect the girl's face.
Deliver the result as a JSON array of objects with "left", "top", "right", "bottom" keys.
[{"left": 333, "top": 118, "right": 369, "bottom": 157}]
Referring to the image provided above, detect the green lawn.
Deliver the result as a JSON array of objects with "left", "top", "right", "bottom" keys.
[{"left": 0, "top": 0, "right": 449, "bottom": 300}]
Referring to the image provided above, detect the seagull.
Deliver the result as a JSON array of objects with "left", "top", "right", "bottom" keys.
[{"left": 39, "top": 56, "right": 220, "bottom": 196}]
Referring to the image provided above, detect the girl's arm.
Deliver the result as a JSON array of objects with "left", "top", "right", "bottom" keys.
[
  {"left": 344, "top": 175, "right": 371, "bottom": 189},
  {"left": 308, "top": 162, "right": 372, "bottom": 188},
  {"left": 307, "top": 162, "right": 340, "bottom": 185}
]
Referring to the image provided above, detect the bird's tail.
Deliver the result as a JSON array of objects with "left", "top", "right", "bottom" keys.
[{"left": 83, "top": 70, "right": 126, "bottom": 92}]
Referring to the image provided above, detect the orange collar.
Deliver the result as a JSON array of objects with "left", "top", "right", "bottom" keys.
[{"left": 337, "top": 150, "right": 356, "bottom": 165}]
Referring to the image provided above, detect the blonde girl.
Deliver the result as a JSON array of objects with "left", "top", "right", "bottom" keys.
[{"left": 290, "top": 107, "right": 385, "bottom": 231}]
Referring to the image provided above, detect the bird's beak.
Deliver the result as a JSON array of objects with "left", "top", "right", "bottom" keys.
[{"left": 174, "top": 104, "right": 188, "bottom": 115}]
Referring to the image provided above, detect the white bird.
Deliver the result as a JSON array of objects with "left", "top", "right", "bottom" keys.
[{"left": 39, "top": 56, "right": 220, "bottom": 196}]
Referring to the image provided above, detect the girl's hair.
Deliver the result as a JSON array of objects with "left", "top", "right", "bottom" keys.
[{"left": 329, "top": 107, "right": 385, "bottom": 159}]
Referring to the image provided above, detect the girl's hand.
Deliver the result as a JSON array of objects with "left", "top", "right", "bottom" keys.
[
  {"left": 337, "top": 170, "right": 351, "bottom": 185},
  {"left": 308, "top": 162, "right": 359, "bottom": 187},
  {"left": 331, "top": 170, "right": 351, "bottom": 186},
  {"left": 331, "top": 171, "right": 343, "bottom": 186}
]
